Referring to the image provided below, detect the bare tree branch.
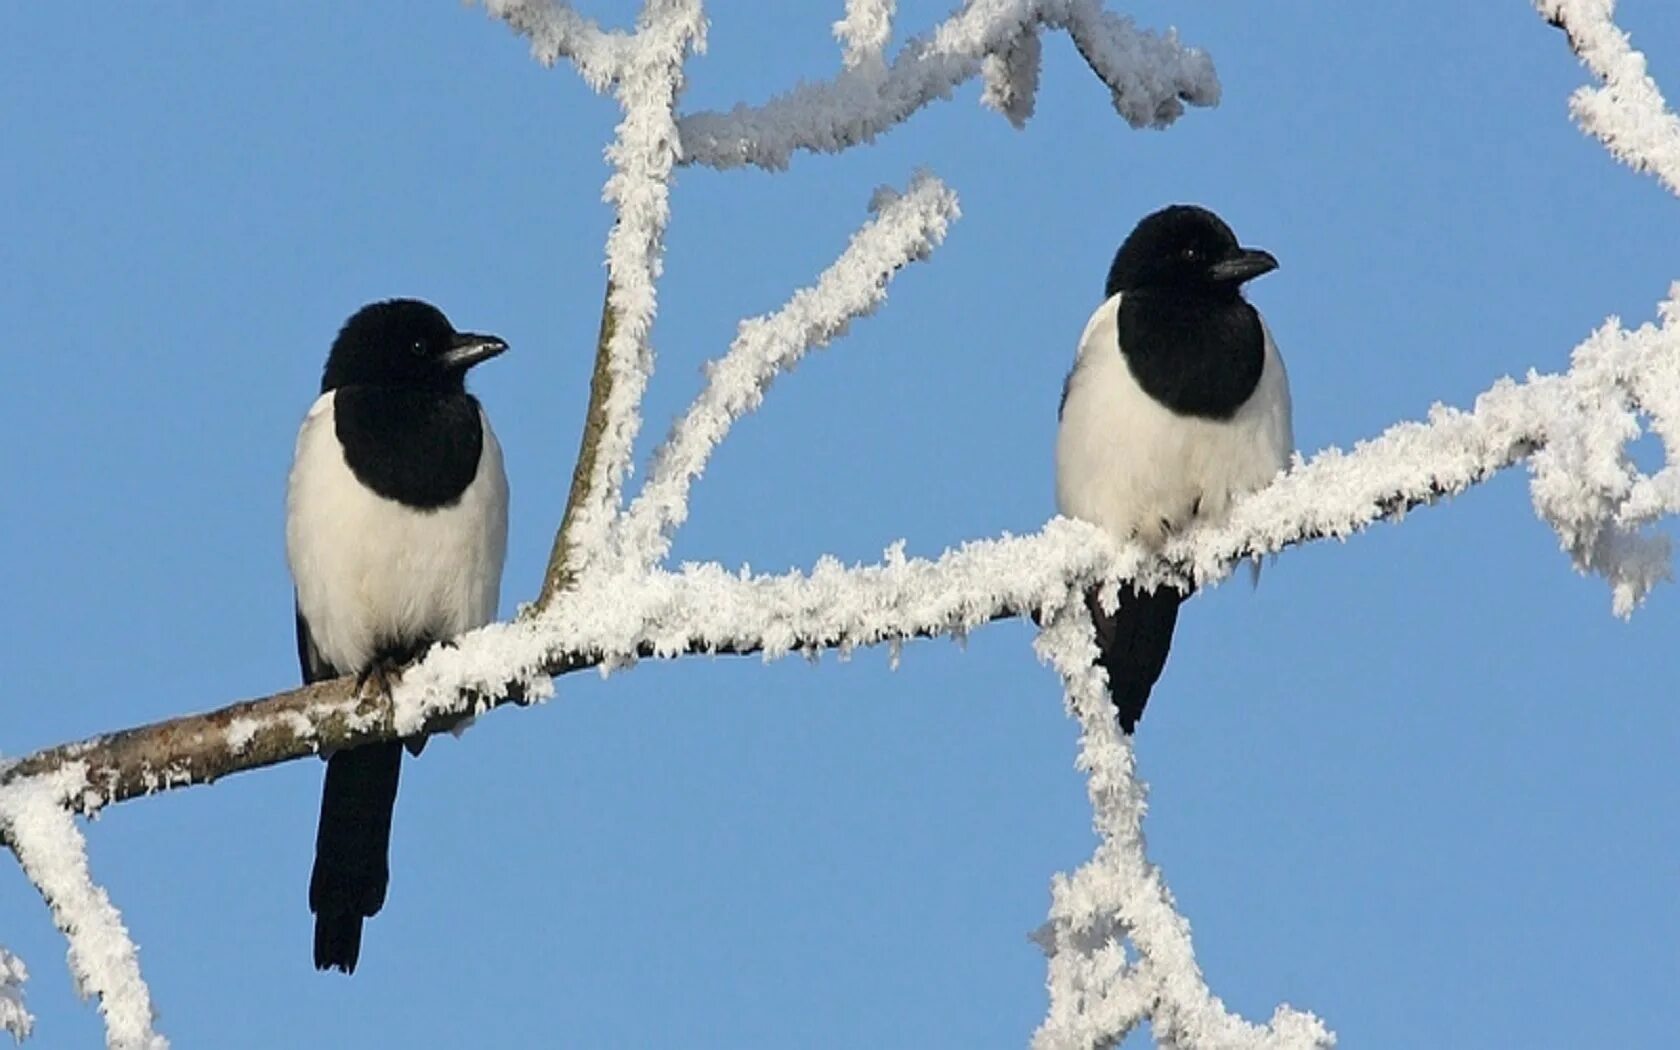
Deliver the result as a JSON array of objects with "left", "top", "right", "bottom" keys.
[{"left": 537, "top": 280, "right": 619, "bottom": 609}]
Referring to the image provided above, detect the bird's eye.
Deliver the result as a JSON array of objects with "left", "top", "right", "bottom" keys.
[
  {"left": 1181, "top": 246, "right": 1200, "bottom": 261},
  {"left": 410, "top": 338, "right": 428, "bottom": 356}
]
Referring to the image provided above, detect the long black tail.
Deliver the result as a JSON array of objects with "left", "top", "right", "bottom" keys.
[
  {"left": 1087, "top": 584, "right": 1186, "bottom": 733},
  {"left": 310, "top": 741, "right": 403, "bottom": 973}
]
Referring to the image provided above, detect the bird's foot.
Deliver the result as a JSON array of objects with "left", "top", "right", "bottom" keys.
[
  {"left": 356, "top": 641, "right": 431, "bottom": 702},
  {"left": 353, "top": 662, "right": 395, "bottom": 704},
  {"left": 352, "top": 656, "right": 431, "bottom": 753}
]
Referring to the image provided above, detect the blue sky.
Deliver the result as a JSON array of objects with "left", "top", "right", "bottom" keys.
[{"left": 3, "top": 2, "right": 1678, "bottom": 1047}]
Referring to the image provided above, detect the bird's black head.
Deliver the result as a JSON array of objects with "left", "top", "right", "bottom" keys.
[
  {"left": 1104, "top": 205, "right": 1278, "bottom": 300},
  {"left": 321, "top": 298, "right": 508, "bottom": 394}
]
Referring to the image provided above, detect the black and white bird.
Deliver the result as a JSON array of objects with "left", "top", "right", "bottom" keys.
[
  {"left": 1055, "top": 205, "right": 1292, "bottom": 733},
  {"left": 286, "top": 299, "right": 509, "bottom": 973}
]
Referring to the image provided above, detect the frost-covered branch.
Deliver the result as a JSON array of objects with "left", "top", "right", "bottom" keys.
[
  {"left": 563, "top": 0, "right": 708, "bottom": 580},
  {"left": 6, "top": 277, "right": 1677, "bottom": 822},
  {"left": 0, "top": 674, "right": 545, "bottom": 821},
  {"left": 0, "top": 777, "right": 163, "bottom": 1050},
  {"left": 479, "top": 0, "right": 632, "bottom": 90},
  {"left": 1030, "top": 607, "right": 1332, "bottom": 1050},
  {"left": 1538, "top": 0, "right": 1680, "bottom": 196},
  {"left": 613, "top": 174, "right": 962, "bottom": 568},
  {"left": 982, "top": 29, "right": 1044, "bottom": 127},
  {"left": 678, "top": 0, "right": 1218, "bottom": 170},
  {"left": 834, "top": 0, "right": 895, "bottom": 73},
  {"left": 480, "top": 0, "right": 708, "bottom": 603},
  {"left": 0, "top": 947, "right": 29, "bottom": 1045},
  {"left": 1173, "top": 286, "right": 1680, "bottom": 616}
]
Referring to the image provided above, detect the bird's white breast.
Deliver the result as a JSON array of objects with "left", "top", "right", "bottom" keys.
[
  {"left": 286, "top": 392, "right": 509, "bottom": 673},
  {"left": 1055, "top": 294, "right": 1293, "bottom": 547}
]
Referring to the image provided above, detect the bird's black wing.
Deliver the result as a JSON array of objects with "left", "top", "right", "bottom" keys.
[
  {"left": 295, "top": 600, "right": 337, "bottom": 684},
  {"left": 1087, "top": 584, "right": 1185, "bottom": 734}
]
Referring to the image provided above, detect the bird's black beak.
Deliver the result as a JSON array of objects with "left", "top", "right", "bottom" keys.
[
  {"left": 1207, "top": 248, "right": 1279, "bottom": 285},
  {"left": 439, "top": 332, "right": 509, "bottom": 370}
]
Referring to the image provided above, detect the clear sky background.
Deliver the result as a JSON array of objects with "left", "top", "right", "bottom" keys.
[{"left": 3, "top": 3, "right": 1678, "bottom": 1047}]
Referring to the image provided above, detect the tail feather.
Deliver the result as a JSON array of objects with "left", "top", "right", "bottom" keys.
[
  {"left": 1087, "top": 584, "right": 1186, "bottom": 733},
  {"left": 310, "top": 741, "right": 403, "bottom": 974},
  {"left": 312, "top": 906, "right": 364, "bottom": 976}
]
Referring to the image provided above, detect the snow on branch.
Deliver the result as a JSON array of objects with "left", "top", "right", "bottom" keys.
[
  {"left": 982, "top": 28, "right": 1044, "bottom": 128},
  {"left": 835, "top": 0, "right": 895, "bottom": 73},
  {"left": 479, "top": 0, "right": 709, "bottom": 602},
  {"left": 1030, "top": 608, "right": 1332, "bottom": 1050},
  {"left": 678, "top": 0, "right": 1219, "bottom": 171},
  {"left": 7, "top": 278, "right": 1677, "bottom": 834},
  {"left": 0, "top": 775, "right": 164, "bottom": 1050},
  {"left": 479, "top": 0, "right": 632, "bottom": 90},
  {"left": 390, "top": 275, "right": 1680, "bottom": 734},
  {"left": 0, "top": 945, "right": 30, "bottom": 1045},
  {"left": 613, "top": 173, "right": 961, "bottom": 568},
  {"left": 561, "top": 0, "right": 708, "bottom": 583},
  {"left": 1538, "top": 0, "right": 1680, "bottom": 196},
  {"left": 1172, "top": 285, "right": 1680, "bottom": 616}
]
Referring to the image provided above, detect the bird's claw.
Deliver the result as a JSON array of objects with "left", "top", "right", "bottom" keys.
[{"left": 353, "top": 663, "right": 394, "bottom": 703}]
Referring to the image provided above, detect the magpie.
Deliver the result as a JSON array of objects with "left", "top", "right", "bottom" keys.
[
  {"left": 286, "top": 298, "right": 509, "bottom": 973},
  {"left": 1055, "top": 205, "right": 1292, "bottom": 732}
]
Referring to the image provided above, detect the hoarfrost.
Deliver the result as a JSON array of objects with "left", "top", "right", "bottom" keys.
[
  {"left": 0, "top": 946, "right": 30, "bottom": 1044},
  {"left": 12, "top": 2, "right": 1679, "bottom": 1047},
  {"left": 0, "top": 773, "right": 166, "bottom": 1050}
]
